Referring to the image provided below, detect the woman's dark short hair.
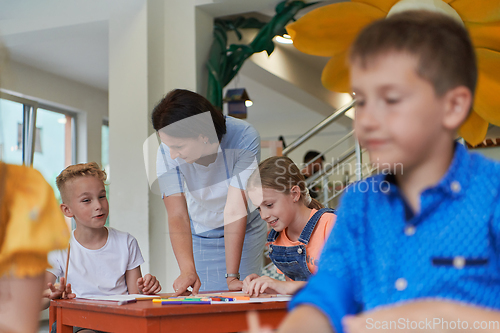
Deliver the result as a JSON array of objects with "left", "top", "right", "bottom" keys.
[{"left": 151, "top": 89, "right": 227, "bottom": 143}]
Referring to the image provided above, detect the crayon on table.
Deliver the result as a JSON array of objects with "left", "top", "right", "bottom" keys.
[
  {"left": 159, "top": 301, "right": 211, "bottom": 305},
  {"left": 152, "top": 299, "right": 212, "bottom": 305}
]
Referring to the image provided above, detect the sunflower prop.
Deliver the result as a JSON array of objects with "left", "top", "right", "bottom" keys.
[{"left": 287, "top": 0, "right": 500, "bottom": 146}]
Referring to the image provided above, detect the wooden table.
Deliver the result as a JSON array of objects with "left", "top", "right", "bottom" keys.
[{"left": 49, "top": 296, "right": 288, "bottom": 333}]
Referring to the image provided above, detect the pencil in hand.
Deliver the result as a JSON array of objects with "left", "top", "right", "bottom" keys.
[{"left": 62, "top": 243, "right": 70, "bottom": 298}]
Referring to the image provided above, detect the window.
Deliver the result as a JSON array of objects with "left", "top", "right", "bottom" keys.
[
  {"left": 0, "top": 93, "right": 76, "bottom": 199},
  {"left": 33, "top": 108, "right": 75, "bottom": 200}
]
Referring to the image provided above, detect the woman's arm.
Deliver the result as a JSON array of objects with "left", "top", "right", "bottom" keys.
[
  {"left": 224, "top": 186, "right": 249, "bottom": 290},
  {"left": 164, "top": 193, "right": 201, "bottom": 295}
]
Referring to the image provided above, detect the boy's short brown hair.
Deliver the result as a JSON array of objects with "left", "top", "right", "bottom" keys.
[
  {"left": 56, "top": 162, "right": 107, "bottom": 202},
  {"left": 349, "top": 10, "right": 477, "bottom": 98}
]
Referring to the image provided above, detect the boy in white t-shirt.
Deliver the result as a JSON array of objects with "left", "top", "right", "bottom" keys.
[{"left": 42, "top": 162, "right": 161, "bottom": 332}]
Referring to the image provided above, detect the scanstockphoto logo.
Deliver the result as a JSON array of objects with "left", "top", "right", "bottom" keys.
[
  {"left": 142, "top": 112, "right": 259, "bottom": 233},
  {"left": 366, "top": 317, "right": 500, "bottom": 331}
]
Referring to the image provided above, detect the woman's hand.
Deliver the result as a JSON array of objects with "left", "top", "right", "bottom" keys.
[
  {"left": 227, "top": 276, "right": 243, "bottom": 291},
  {"left": 173, "top": 271, "right": 201, "bottom": 296}
]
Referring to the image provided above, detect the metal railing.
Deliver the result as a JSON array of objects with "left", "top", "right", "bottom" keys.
[
  {"left": 282, "top": 100, "right": 355, "bottom": 156},
  {"left": 321, "top": 147, "right": 368, "bottom": 205},
  {"left": 302, "top": 130, "right": 354, "bottom": 176},
  {"left": 282, "top": 99, "right": 366, "bottom": 208}
]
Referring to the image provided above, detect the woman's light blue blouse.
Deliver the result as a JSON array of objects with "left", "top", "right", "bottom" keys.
[{"left": 156, "top": 116, "right": 261, "bottom": 234}]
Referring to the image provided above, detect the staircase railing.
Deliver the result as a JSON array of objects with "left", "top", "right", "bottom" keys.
[
  {"left": 282, "top": 100, "right": 365, "bottom": 208},
  {"left": 282, "top": 100, "right": 356, "bottom": 156}
]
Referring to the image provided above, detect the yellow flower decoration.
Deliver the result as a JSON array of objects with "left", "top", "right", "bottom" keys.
[{"left": 287, "top": 0, "right": 500, "bottom": 146}]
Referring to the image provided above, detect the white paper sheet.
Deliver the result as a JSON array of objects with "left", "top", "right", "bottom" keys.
[{"left": 78, "top": 294, "right": 160, "bottom": 301}]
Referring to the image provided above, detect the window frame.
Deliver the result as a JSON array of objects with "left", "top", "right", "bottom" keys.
[{"left": 0, "top": 90, "right": 77, "bottom": 166}]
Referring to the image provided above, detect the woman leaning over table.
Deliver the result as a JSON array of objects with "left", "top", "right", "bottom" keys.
[{"left": 152, "top": 89, "right": 266, "bottom": 294}]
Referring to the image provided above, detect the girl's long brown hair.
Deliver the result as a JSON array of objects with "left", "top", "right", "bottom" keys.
[{"left": 247, "top": 156, "right": 323, "bottom": 210}]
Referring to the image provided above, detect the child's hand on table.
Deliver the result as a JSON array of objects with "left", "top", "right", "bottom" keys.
[
  {"left": 43, "top": 277, "right": 75, "bottom": 300},
  {"left": 242, "top": 273, "right": 260, "bottom": 284},
  {"left": 243, "top": 275, "right": 280, "bottom": 296},
  {"left": 137, "top": 274, "right": 162, "bottom": 294}
]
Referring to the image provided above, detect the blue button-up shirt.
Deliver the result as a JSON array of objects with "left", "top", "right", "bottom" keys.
[{"left": 290, "top": 143, "right": 500, "bottom": 333}]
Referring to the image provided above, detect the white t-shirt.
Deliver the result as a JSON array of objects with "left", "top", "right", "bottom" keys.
[{"left": 47, "top": 227, "right": 144, "bottom": 298}]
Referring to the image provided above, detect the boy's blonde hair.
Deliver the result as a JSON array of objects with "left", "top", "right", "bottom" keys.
[
  {"left": 56, "top": 162, "right": 107, "bottom": 202},
  {"left": 349, "top": 10, "right": 477, "bottom": 100},
  {"left": 247, "top": 156, "right": 323, "bottom": 210}
]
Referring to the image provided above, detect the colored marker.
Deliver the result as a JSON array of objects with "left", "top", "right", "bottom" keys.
[
  {"left": 160, "top": 301, "right": 184, "bottom": 305},
  {"left": 208, "top": 297, "right": 222, "bottom": 301},
  {"left": 159, "top": 300, "right": 211, "bottom": 305},
  {"left": 217, "top": 297, "right": 234, "bottom": 302},
  {"left": 183, "top": 301, "right": 211, "bottom": 304},
  {"left": 153, "top": 299, "right": 171, "bottom": 303}
]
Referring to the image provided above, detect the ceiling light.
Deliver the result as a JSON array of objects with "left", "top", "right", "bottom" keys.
[{"left": 274, "top": 34, "right": 293, "bottom": 44}]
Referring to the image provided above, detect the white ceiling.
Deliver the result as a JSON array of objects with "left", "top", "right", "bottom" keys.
[{"left": 0, "top": 0, "right": 110, "bottom": 90}]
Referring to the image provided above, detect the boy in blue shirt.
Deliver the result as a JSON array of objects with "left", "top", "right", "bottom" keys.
[{"left": 276, "top": 10, "right": 500, "bottom": 333}]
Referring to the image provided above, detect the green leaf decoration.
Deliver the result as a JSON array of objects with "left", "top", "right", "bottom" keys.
[{"left": 206, "top": 0, "right": 317, "bottom": 109}]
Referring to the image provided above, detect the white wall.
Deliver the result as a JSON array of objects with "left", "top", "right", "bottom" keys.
[
  {"left": 108, "top": 0, "right": 151, "bottom": 274},
  {"left": 107, "top": 0, "right": 215, "bottom": 291}
]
